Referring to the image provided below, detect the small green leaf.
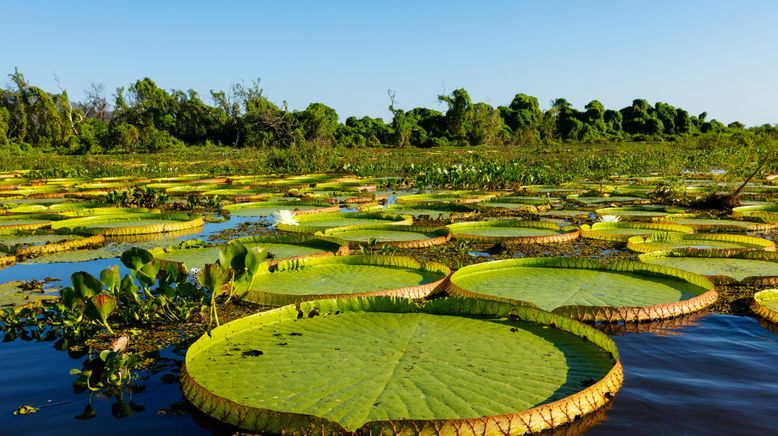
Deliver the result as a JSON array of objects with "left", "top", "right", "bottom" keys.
[
  {"left": 71, "top": 272, "right": 103, "bottom": 299},
  {"left": 100, "top": 266, "right": 121, "bottom": 293},
  {"left": 121, "top": 248, "right": 155, "bottom": 271}
]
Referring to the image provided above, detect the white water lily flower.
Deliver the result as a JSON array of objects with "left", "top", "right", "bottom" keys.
[
  {"left": 597, "top": 215, "right": 621, "bottom": 223},
  {"left": 273, "top": 209, "right": 299, "bottom": 226}
]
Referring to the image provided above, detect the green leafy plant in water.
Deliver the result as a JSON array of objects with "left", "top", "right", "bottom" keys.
[
  {"left": 106, "top": 187, "right": 169, "bottom": 209},
  {"left": 44, "top": 248, "right": 210, "bottom": 338},
  {"left": 70, "top": 349, "right": 143, "bottom": 391},
  {"left": 199, "top": 241, "right": 267, "bottom": 329}
]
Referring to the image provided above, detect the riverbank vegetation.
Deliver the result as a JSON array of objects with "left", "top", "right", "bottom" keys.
[{"left": 1, "top": 68, "right": 775, "bottom": 157}]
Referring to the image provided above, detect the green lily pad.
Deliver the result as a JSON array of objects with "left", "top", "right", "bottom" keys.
[
  {"left": 51, "top": 212, "right": 203, "bottom": 236},
  {"left": 595, "top": 206, "right": 686, "bottom": 220},
  {"left": 627, "top": 233, "right": 776, "bottom": 253},
  {"left": 659, "top": 217, "right": 777, "bottom": 232},
  {"left": 0, "top": 234, "right": 81, "bottom": 253},
  {"left": 580, "top": 222, "right": 693, "bottom": 242},
  {"left": 241, "top": 255, "right": 449, "bottom": 306},
  {"left": 478, "top": 196, "right": 561, "bottom": 210},
  {"left": 448, "top": 257, "right": 715, "bottom": 322},
  {"left": 317, "top": 225, "right": 450, "bottom": 249},
  {"left": 753, "top": 289, "right": 778, "bottom": 324},
  {"left": 640, "top": 250, "right": 778, "bottom": 284},
  {"left": 223, "top": 199, "right": 338, "bottom": 218},
  {"left": 0, "top": 281, "right": 56, "bottom": 307},
  {"left": 182, "top": 296, "right": 622, "bottom": 434},
  {"left": 732, "top": 204, "right": 778, "bottom": 223},
  {"left": 447, "top": 220, "right": 579, "bottom": 244},
  {"left": 396, "top": 191, "right": 495, "bottom": 205},
  {"left": 379, "top": 203, "right": 475, "bottom": 220},
  {"left": 277, "top": 212, "right": 412, "bottom": 234},
  {"left": 569, "top": 196, "right": 648, "bottom": 205},
  {"left": 538, "top": 209, "right": 592, "bottom": 219},
  {"left": 0, "top": 214, "right": 61, "bottom": 233}
]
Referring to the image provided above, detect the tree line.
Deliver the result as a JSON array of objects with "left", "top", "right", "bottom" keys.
[{"left": 0, "top": 68, "right": 774, "bottom": 154}]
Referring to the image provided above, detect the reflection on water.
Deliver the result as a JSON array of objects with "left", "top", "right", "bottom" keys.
[
  {"left": 588, "top": 314, "right": 778, "bottom": 435},
  {"left": 596, "top": 311, "right": 711, "bottom": 336}
]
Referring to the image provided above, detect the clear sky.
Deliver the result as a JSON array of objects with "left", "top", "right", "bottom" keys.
[{"left": 2, "top": 0, "right": 777, "bottom": 126}]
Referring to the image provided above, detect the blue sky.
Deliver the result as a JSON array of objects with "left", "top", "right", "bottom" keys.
[{"left": 2, "top": 0, "right": 777, "bottom": 125}]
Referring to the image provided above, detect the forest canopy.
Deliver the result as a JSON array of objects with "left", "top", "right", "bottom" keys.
[{"left": 0, "top": 68, "right": 775, "bottom": 154}]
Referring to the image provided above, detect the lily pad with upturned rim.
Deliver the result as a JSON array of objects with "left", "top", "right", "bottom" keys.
[
  {"left": 639, "top": 249, "right": 778, "bottom": 285},
  {"left": 0, "top": 214, "right": 62, "bottom": 233},
  {"left": 395, "top": 191, "right": 496, "bottom": 205},
  {"left": 377, "top": 203, "right": 476, "bottom": 220},
  {"left": 753, "top": 289, "right": 778, "bottom": 324},
  {"left": 181, "top": 296, "right": 622, "bottom": 434},
  {"left": 316, "top": 225, "right": 451, "bottom": 249},
  {"left": 240, "top": 255, "right": 449, "bottom": 306},
  {"left": 657, "top": 216, "right": 778, "bottom": 232},
  {"left": 595, "top": 206, "right": 686, "bottom": 220},
  {"left": 626, "top": 233, "right": 776, "bottom": 253},
  {"left": 447, "top": 220, "right": 579, "bottom": 244},
  {"left": 222, "top": 199, "right": 339, "bottom": 218},
  {"left": 276, "top": 212, "right": 412, "bottom": 234},
  {"left": 580, "top": 222, "right": 693, "bottom": 242},
  {"left": 732, "top": 204, "right": 778, "bottom": 223},
  {"left": 51, "top": 212, "right": 204, "bottom": 236},
  {"left": 448, "top": 257, "right": 716, "bottom": 322}
]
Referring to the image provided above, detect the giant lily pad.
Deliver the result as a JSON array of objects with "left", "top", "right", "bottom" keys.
[
  {"left": 51, "top": 212, "right": 204, "bottom": 236},
  {"left": 639, "top": 250, "right": 778, "bottom": 285},
  {"left": 222, "top": 199, "right": 339, "bottom": 218},
  {"left": 627, "top": 233, "right": 776, "bottom": 253},
  {"left": 181, "top": 296, "right": 622, "bottom": 434},
  {"left": 447, "top": 220, "right": 579, "bottom": 244},
  {"left": 378, "top": 203, "right": 476, "bottom": 220},
  {"left": 580, "top": 222, "right": 693, "bottom": 242},
  {"left": 240, "top": 255, "right": 449, "bottom": 306},
  {"left": 396, "top": 191, "right": 496, "bottom": 205},
  {"left": 0, "top": 214, "right": 61, "bottom": 233},
  {"left": 448, "top": 257, "right": 716, "bottom": 322},
  {"left": 152, "top": 235, "right": 346, "bottom": 272},
  {"left": 276, "top": 212, "right": 412, "bottom": 234},
  {"left": 3, "top": 201, "right": 100, "bottom": 214},
  {"left": 659, "top": 216, "right": 777, "bottom": 232},
  {"left": 595, "top": 205, "right": 686, "bottom": 220},
  {"left": 569, "top": 195, "right": 649, "bottom": 205},
  {"left": 753, "top": 289, "right": 778, "bottom": 324},
  {"left": 316, "top": 225, "right": 451, "bottom": 249},
  {"left": 478, "top": 195, "right": 561, "bottom": 211},
  {"left": 732, "top": 204, "right": 778, "bottom": 223},
  {"left": 0, "top": 233, "right": 106, "bottom": 258}
]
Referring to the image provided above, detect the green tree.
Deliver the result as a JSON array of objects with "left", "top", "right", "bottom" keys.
[
  {"left": 296, "top": 103, "right": 338, "bottom": 145},
  {"left": 438, "top": 88, "right": 473, "bottom": 145},
  {"left": 499, "top": 93, "right": 542, "bottom": 144}
]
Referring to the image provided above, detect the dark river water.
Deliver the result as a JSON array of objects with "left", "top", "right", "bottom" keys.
[{"left": 1, "top": 214, "right": 778, "bottom": 435}]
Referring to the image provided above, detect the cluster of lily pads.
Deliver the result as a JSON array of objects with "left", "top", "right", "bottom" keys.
[{"left": 1, "top": 170, "right": 777, "bottom": 433}]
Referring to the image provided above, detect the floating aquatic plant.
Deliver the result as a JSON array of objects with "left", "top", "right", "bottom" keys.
[
  {"left": 597, "top": 214, "right": 621, "bottom": 223},
  {"left": 272, "top": 209, "right": 299, "bottom": 226}
]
